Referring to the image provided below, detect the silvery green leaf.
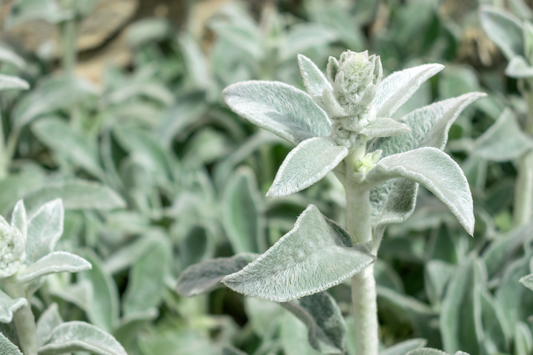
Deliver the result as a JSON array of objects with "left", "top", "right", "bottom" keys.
[
  {"left": 380, "top": 339, "right": 427, "bottom": 355},
  {"left": 0, "top": 332, "right": 22, "bottom": 355},
  {"left": 49, "top": 280, "right": 93, "bottom": 311},
  {"left": 245, "top": 297, "right": 284, "bottom": 338},
  {"left": 298, "top": 54, "right": 332, "bottom": 109},
  {"left": 267, "top": 137, "right": 348, "bottom": 198},
  {"left": 479, "top": 288, "right": 510, "bottom": 353},
  {"left": 281, "top": 312, "right": 321, "bottom": 355},
  {"left": 360, "top": 118, "right": 411, "bottom": 138},
  {"left": 125, "top": 18, "right": 170, "bottom": 47},
  {"left": 375, "top": 64, "right": 444, "bottom": 118},
  {"left": 78, "top": 250, "right": 119, "bottom": 333},
  {"left": 32, "top": 118, "right": 104, "bottom": 179},
  {"left": 39, "top": 321, "right": 127, "bottom": 355},
  {"left": 440, "top": 256, "right": 483, "bottom": 355},
  {"left": 472, "top": 108, "right": 533, "bottom": 161},
  {"left": 5, "top": 0, "right": 70, "bottom": 28},
  {"left": 16, "top": 251, "right": 91, "bottom": 284},
  {"left": 103, "top": 82, "right": 174, "bottom": 107},
  {"left": 0, "top": 46, "right": 26, "bottom": 69},
  {"left": 365, "top": 147, "right": 474, "bottom": 235},
  {"left": 223, "top": 346, "right": 249, "bottom": 355},
  {"left": 176, "top": 253, "right": 258, "bottom": 297},
  {"left": 281, "top": 24, "right": 338, "bottom": 61},
  {"left": 11, "top": 200, "right": 26, "bottom": 242},
  {"left": 156, "top": 98, "right": 208, "bottom": 147},
  {"left": 178, "top": 224, "right": 216, "bottom": 269},
  {"left": 0, "top": 75, "right": 29, "bottom": 91},
  {"left": 25, "top": 199, "right": 63, "bottom": 264},
  {"left": 223, "top": 166, "right": 266, "bottom": 253},
  {"left": 222, "top": 205, "right": 375, "bottom": 302},
  {"left": 281, "top": 292, "right": 346, "bottom": 354},
  {"left": 22, "top": 180, "right": 125, "bottom": 217},
  {"left": 0, "top": 290, "right": 27, "bottom": 323},
  {"left": 123, "top": 235, "right": 171, "bottom": 314},
  {"left": 104, "top": 234, "right": 160, "bottom": 274},
  {"left": 209, "top": 20, "right": 263, "bottom": 60},
  {"left": 515, "top": 322, "right": 533, "bottom": 355},
  {"left": 425, "top": 260, "right": 454, "bottom": 305},
  {"left": 223, "top": 81, "right": 331, "bottom": 145},
  {"left": 177, "top": 33, "right": 210, "bottom": 89},
  {"left": 524, "top": 21, "right": 533, "bottom": 61},
  {"left": 480, "top": 6, "right": 524, "bottom": 60},
  {"left": 36, "top": 303, "right": 62, "bottom": 346},
  {"left": 406, "top": 349, "right": 448, "bottom": 355},
  {"left": 505, "top": 56, "right": 533, "bottom": 78},
  {"left": 519, "top": 273, "right": 533, "bottom": 290},
  {"left": 137, "top": 328, "right": 214, "bottom": 355},
  {"left": 113, "top": 308, "right": 158, "bottom": 352}
]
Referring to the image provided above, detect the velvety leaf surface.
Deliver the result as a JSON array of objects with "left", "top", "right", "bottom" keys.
[
  {"left": 406, "top": 349, "right": 448, "bottom": 355},
  {"left": 472, "top": 108, "right": 533, "bottom": 161},
  {"left": 176, "top": 253, "right": 258, "bottom": 297},
  {"left": 0, "top": 332, "right": 22, "bottom": 355},
  {"left": 505, "top": 56, "right": 533, "bottom": 78},
  {"left": 0, "top": 75, "right": 29, "bottom": 91},
  {"left": 36, "top": 303, "right": 63, "bottom": 346},
  {"left": 11, "top": 200, "right": 26, "bottom": 242},
  {"left": 222, "top": 205, "right": 375, "bottom": 302},
  {"left": 375, "top": 64, "right": 444, "bottom": 118},
  {"left": 479, "top": 6, "right": 524, "bottom": 60},
  {"left": 360, "top": 118, "right": 411, "bottom": 138},
  {"left": 39, "top": 321, "right": 127, "bottom": 355},
  {"left": 0, "top": 290, "right": 27, "bottom": 324},
  {"left": 223, "top": 81, "right": 331, "bottom": 145},
  {"left": 16, "top": 251, "right": 91, "bottom": 284},
  {"left": 281, "top": 312, "right": 322, "bottom": 355},
  {"left": 366, "top": 147, "right": 474, "bottom": 235},
  {"left": 281, "top": 291, "right": 346, "bottom": 354},
  {"left": 24, "top": 199, "right": 63, "bottom": 265},
  {"left": 49, "top": 280, "right": 93, "bottom": 311},
  {"left": 267, "top": 137, "right": 348, "bottom": 198},
  {"left": 380, "top": 339, "right": 427, "bottom": 355},
  {"left": 425, "top": 260, "right": 455, "bottom": 306},
  {"left": 519, "top": 273, "right": 533, "bottom": 291},
  {"left": 297, "top": 54, "right": 332, "bottom": 108}
]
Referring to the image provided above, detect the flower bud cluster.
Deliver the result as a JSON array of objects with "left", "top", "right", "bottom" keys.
[
  {"left": 0, "top": 217, "right": 25, "bottom": 279},
  {"left": 323, "top": 50, "right": 382, "bottom": 148}
]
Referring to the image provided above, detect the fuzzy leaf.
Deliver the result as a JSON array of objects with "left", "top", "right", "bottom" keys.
[
  {"left": 223, "top": 167, "right": 266, "bottom": 253},
  {"left": 11, "top": 200, "right": 27, "bottom": 242},
  {"left": 366, "top": 147, "right": 474, "bottom": 235},
  {"left": 16, "top": 252, "right": 91, "bottom": 284},
  {"left": 223, "top": 81, "right": 331, "bottom": 145},
  {"left": 267, "top": 137, "right": 348, "bottom": 198},
  {"left": 406, "top": 349, "right": 448, "bottom": 355},
  {"left": 480, "top": 6, "right": 524, "bottom": 60},
  {"left": 472, "top": 108, "right": 533, "bottom": 161},
  {"left": 0, "top": 75, "right": 29, "bottom": 91},
  {"left": 36, "top": 303, "right": 63, "bottom": 346},
  {"left": 49, "top": 280, "right": 93, "bottom": 311},
  {"left": 519, "top": 273, "right": 533, "bottom": 291},
  {"left": 0, "top": 290, "right": 27, "bottom": 324},
  {"left": 376, "top": 64, "right": 444, "bottom": 118},
  {"left": 222, "top": 205, "right": 375, "bottom": 302},
  {"left": 176, "top": 253, "right": 258, "bottom": 297},
  {"left": 506, "top": 56, "right": 533, "bottom": 78},
  {"left": 0, "top": 46, "right": 26, "bottom": 69},
  {"left": 425, "top": 260, "right": 455, "bottom": 306},
  {"left": 39, "top": 321, "right": 127, "bottom": 355},
  {"left": 0, "top": 332, "right": 22, "bottom": 355},
  {"left": 282, "top": 292, "right": 346, "bottom": 354},
  {"left": 380, "top": 339, "right": 427, "bottom": 355},
  {"left": 360, "top": 118, "right": 411, "bottom": 138},
  {"left": 298, "top": 54, "right": 332, "bottom": 108},
  {"left": 25, "top": 199, "right": 63, "bottom": 265},
  {"left": 281, "top": 312, "right": 322, "bottom": 355}
]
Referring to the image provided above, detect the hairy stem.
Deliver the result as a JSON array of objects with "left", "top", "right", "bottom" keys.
[
  {"left": 515, "top": 87, "right": 533, "bottom": 226},
  {"left": 346, "top": 186, "right": 379, "bottom": 355},
  {"left": 3, "top": 281, "right": 38, "bottom": 355}
]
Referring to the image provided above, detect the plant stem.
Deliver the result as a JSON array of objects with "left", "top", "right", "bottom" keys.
[
  {"left": 514, "top": 87, "right": 533, "bottom": 227},
  {"left": 3, "top": 281, "right": 38, "bottom": 355},
  {"left": 346, "top": 186, "right": 379, "bottom": 355}
]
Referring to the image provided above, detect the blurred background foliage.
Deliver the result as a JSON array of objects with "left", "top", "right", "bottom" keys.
[{"left": 2, "top": 0, "right": 533, "bottom": 354}]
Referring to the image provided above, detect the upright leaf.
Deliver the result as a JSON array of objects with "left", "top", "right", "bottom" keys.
[
  {"left": 298, "top": 54, "right": 332, "bottom": 108},
  {"left": 36, "top": 303, "right": 63, "bottom": 346},
  {"left": 480, "top": 6, "right": 524, "bottom": 60},
  {"left": 24, "top": 199, "right": 63, "bottom": 264}
]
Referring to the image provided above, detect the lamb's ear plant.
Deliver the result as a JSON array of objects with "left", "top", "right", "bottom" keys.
[
  {"left": 178, "top": 50, "right": 484, "bottom": 354},
  {"left": 0, "top": 199, "right": 126, "bottom": 355}
]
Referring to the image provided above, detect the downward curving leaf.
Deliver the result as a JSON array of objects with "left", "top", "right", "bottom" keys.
[
  {"left": 282, "top": 292, "right": 346, "bottom": 354},
  {"left": 222, "top": 205, "right": 375, "bottom": 302},
  {"left": 366, "top": 148, "right": 474, "bottom": 235},
  {"left": 25, "top": 199, "right": 63, "bottom": 265},
  {"left": 0, "top": 332, "right": 22, "bottom": 355},
  {"left": 39, "top": 321, "right": 127, "bottom": 355},
  {"left": 176, "top": 253, "right": 258, "bottom": 297},
  {"left": 267, "top": 137, "right": 348, "bottom": 198},
  {"left": 0, "top": 290, "right": 27, "bottom": 323},
  {"left": 505, "top": 56, "right": 533, "bottom": 78},
  {"left": 380, "top": 339, "right": 427, "bottom": 355},
  {"left": 480, "top": 6, "right": 524, "bottom": 60},
  {"left": 223, "top": 81, "right": 331, "bottom": 145},
  {"left": 36, "top": 303, "right": 63, "bottom": 346},
  {"left": 16, "top": 251, "right": 91, "bottom": 284},
  {"left": 375, "top": 64, "right": 444, "bottom": 118},
  {"left": 360, "top": 118, "right": 411, "bottom": 138},
  {"left": 297, "top": 54, "right": 332, "bottom": 108},
  {"left": 472, "top": 108, "right": 533, "bottom": 161},
  {"left": 0, "top": 75, "right": 29, "bottom": 91}
]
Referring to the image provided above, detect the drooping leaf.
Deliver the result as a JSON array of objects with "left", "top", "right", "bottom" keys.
[
  {"left": 472, "top": 108, "right": 533, "bottom": 161},
  {"left": 298, "top": 54, "right": 332, "bottom": 108},
  {"left": 223, "top": 81, "right": 331, "bottom": 145},
  {"left": 176, "top": 253, "right": 258, "bottom": 297},
  {"left": 36, "top": 303, "right": 63, "bottom": 346},
  {"left": 281, "top": 292, "right": 346, "bottom": 354},
  {"left": 365, "top": 147, "right": 474, "bottom": 235},
  {"left": 0, "top": 75, "right": 29, "bottom": 91},
  {"left": 380, "top": 339, "right": 427, "bottom": 355},
  {"left": 16, "top": 251, "right": 91, "bottom": 284},
  {"left": 360, "top": 118, "right": 411, "bottom": 138},
  {"left": 222, "top": 205, "right": 375, "bottom": 302},
  {"left": 267, "top": 137, "right": 348, "bottom": 198},
  {"left": 0, "top": 332, "right": 22, "bottom": 355},
  {"left": 0, "top": 290, "right": 27, "bottom": 324},
  {"left": 39, "top": 321, "right": 127, "bottom": 355},
  {"left": 375, "top": 64, "right": 444, "bottom": 118},
  {"left": 480, "top": 6, "right": 524, "bottom": 60},
  {"left": 24, "top": 199, "right": 63, "bottom": 265}
]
